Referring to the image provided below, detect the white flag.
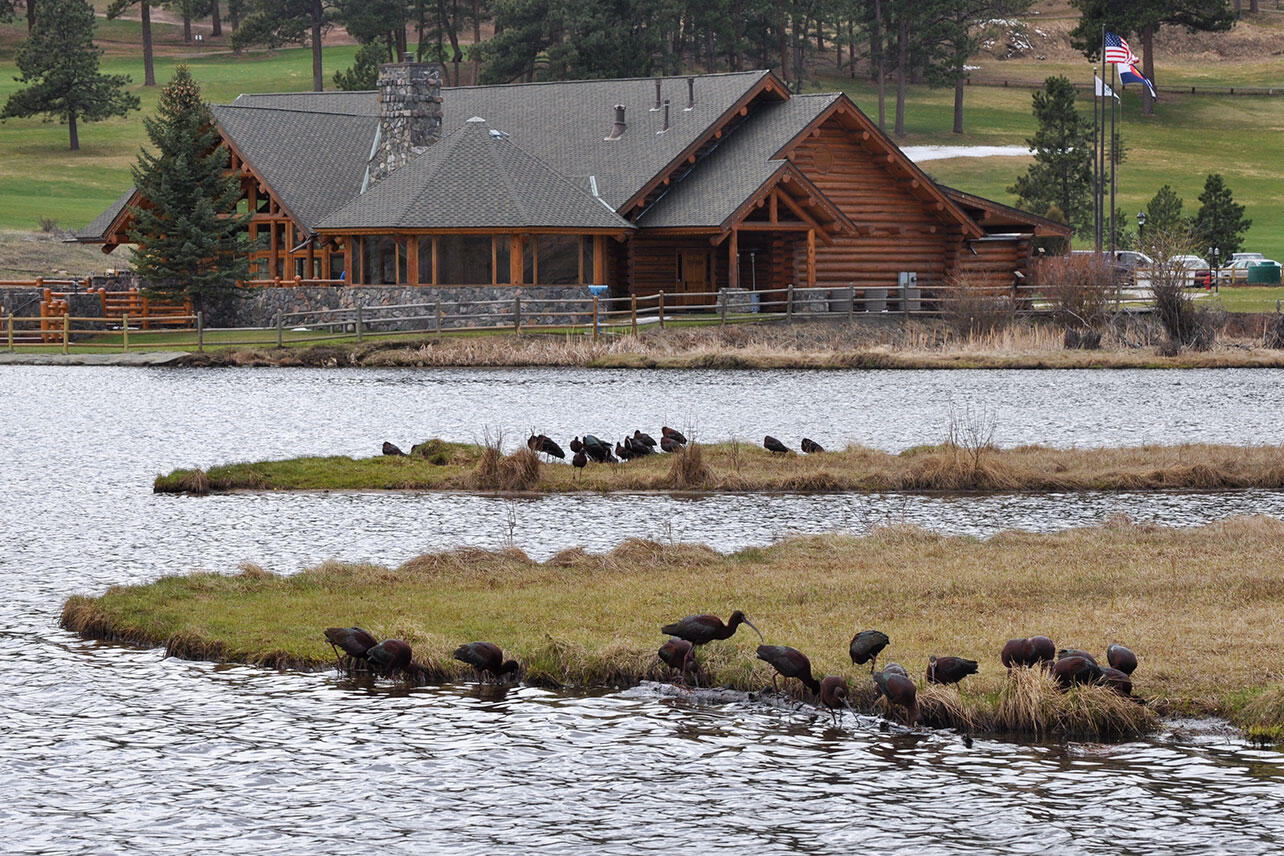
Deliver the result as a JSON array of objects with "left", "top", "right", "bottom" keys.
[{"left": 1095, "top": 74, "right": 1119, "bottom": 100}]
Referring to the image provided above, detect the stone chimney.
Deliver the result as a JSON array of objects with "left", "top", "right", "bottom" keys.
[{"left": 368, "top": 59, "right": 442, "bottom": 184}]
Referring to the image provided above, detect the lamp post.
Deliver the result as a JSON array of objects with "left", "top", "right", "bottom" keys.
[{"left": 1136, "top": 210, "right": 1147, "bottom": 245}]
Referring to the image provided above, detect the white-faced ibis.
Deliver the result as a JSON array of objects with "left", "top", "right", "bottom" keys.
[
  {"left": 323, "top": 626, "right": 378, "bottom": 668},
  {"left": 1001, "top": 637, "right": 1036, "bottom": 668},
  {"left": 661, "top": 611, "right": 763, "bottom": 646},
  {"left": 873, "top": 669, "right": 919, "bottom": 724},
  {"left": 634, "top": 430, "right": 657, "bottom": 449},
  {"left": 881, "top": 662, "right": 908, "bottom": 678},
  {"left": 615, "top": 441, "right": 632, "bottom": 461},
  {"left": 569, "top": 437, "right": 584, "bottom": 454},
  {"left": 572, "top": 449, "right": 587, "bottom": 477},
  {"left": 1050, "top": 655, "right": 1103, "bottom": 690},
  {"left": 756, "top": 645, "right": 821, "bottom": 697},
  {"left": 926, "top": 655, "right": 979, "bottom": 685},
  {"left": 1058, "top": 648, "right": 1098, "bottom": 666},
  {"left": 1029, "top": 635, "right": 1056, "bottom": 664},
  {"left": 1106, "top": 643, "right": 1137, "bottom": 675},
  {"left": 659, "top": 436, "right": 681, "bottom": 453},
  {"left": 1098, "top": 666, "right": 1133, "bottom": 696},
  {"left": 453, "top": 641, "right": 520, "bottom": 683},
  {"left": 658, "top": 637, "right": 699, "bottom": 686},
  {"left": 850, "top": 629, "right": 890, "bottom": 673},
  {"left": 763, "top": 435, "right": 789, "bottom": 455},
  {"left": 382, "top": 441, "right": 406, "bottom": 456},
  {"left": 527, "top": 434, "right": 565, "bottom": 459},
  {"left": 819, "top": 676, "right": 852, "bottom": 724},
  {"left": 661, "top": 426, "right": 686, "bottom": 445},
  {"left": 627, "top": 436, "right": 653, "bottom": 457},
  {"left": 366, "top": 639, "right": 412, "bottom": 674},
  {"left": 583, "top": 434, "right": 611, "bottom": 463},
  {"left": 800, "top": 438, "right": 824, "bottom": 454}
]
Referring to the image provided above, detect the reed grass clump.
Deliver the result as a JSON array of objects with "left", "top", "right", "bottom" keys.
[{"left": 663, "top": 441, "right": 712, "bottom": 489}]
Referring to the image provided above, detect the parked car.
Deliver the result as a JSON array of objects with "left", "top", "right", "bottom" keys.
[
  {"left": 1171, "top": 253, "right": 1212, "bottom": 287},
  {"left": 1221, "top": 256, "right": 1280, "bottom": 284},
  {"left": 1113, "top": 250, "right": 1154, "bottom": 271}
]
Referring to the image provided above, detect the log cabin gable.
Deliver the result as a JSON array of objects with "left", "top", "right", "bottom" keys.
[
  {"left": 218, "top": 128, "right": 307, "bottom": 237},
  {"left": 774, "top": 97, "right": 983, "bottom": 239},
  {"left": 620, "top": 71, "right": 792, "bottom": 220},
  {"left": 713, "top": 163, "right": 857, "bottom": 247}
]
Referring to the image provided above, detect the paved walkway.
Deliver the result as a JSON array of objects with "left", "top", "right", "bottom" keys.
[{"left": 0, "top": 351, "right": 190, "bottom": 366}]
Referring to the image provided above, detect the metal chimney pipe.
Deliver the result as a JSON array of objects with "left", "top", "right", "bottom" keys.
[
  {"left": 662, "top": 99, "right": 670, "bottom": 133},
  {"left": 652, "top": 79, "right": 662, "bottom": 111},
  {"left": 604, "top": 103, "right": 627, "bottom": 141},
  {"left": 686, "top": 77, "right": 695, "bottom": 110}
]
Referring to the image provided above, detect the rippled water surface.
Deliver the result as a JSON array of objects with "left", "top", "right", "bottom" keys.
[{"left": 3, "top": 365, "right": 1283, "bottom": 854}]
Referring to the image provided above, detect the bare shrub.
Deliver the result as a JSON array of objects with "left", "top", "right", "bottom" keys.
[
  {"left": 497, "top": 447, "right": 541, "bottom": 491},
  {"left": 1263, "top": 314, "right": 1284, "bottom": 350},
  {"left": 1146, "top": 231, "right": 1219, "bottom": 352},
  {"left": 1036, "top": 252, "right": 1122, "bottom": 329},
  {"left": 939, "top": 276, "right": 1015, "bottom": 337},
  {"left": 947, "top": 403, "right": 997, "bottom": 473},
  {"left": 664, "top": 441, "right": 712, "bottom": 489}
]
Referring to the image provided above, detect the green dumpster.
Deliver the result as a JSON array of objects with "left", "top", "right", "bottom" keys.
[{"left": 1247, "top": 262, "right": 1282, "bottom": 284}]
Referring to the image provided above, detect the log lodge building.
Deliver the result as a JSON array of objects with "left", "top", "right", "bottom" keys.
[{"left": 80, "top": 64, "right": 1068, "bottom": 305}]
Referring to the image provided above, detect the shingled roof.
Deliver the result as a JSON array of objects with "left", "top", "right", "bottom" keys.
[
  {"left": 316, "top": 118, "right": 632, "bottom": 232},
  {"left": 75, "top": 187, "right": 137, "bottom": 242}
]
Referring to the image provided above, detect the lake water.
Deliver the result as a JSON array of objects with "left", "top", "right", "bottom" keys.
[{"left": 3, "top": 365, "right": 1282, "bottom": 853}]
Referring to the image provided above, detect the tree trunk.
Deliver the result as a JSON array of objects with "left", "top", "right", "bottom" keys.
[
  {"left": 68, "top": 110, "right": 79, "bottom": 151},
  {"left": 472, "top": 0, "right": 481, "bottom": 84},
  {"left": 894, "top": 15, "right": 907, "bottom": 136},
  {"left": 776, "top": 0, "right": 789, "bottom": 83},
  {"left": 26, "top": 0, "right": 35, "bottom": 32},
  {"left": 141, "top": 2, "right": 156, "bottom": 86},
  {"left": 1250, "top": 0, "right": 1259, "bottom": 13},
  {"left": 229, "top": 0, "right": 239, "bottom": 32},
  {"left": 311, "top": 0, "right": 323, "bottom": 91},
  {"left": 183, "top": 12, "right": 192, "bottom": 44},
  {"left": 211, "top": 0, "right": 221, "bottom": 37},
  {"left": 873, "top": 0, "right": 885, "bottom": 130},
  {"left": 953, "top": 68, "right": 964, "bottom": 134},
  {"left": 1141, "top": 23, "right": 1155, "bottom": 116}
]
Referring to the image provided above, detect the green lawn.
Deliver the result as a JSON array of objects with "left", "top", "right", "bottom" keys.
[{"left": 1203, "top": 286, "right": 1284, "bottom": 313}]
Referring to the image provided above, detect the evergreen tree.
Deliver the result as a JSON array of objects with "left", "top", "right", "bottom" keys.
[
  {"left": 1007, "top": 76, "right": 1094, "bottom": 237},
  {"left": 1144, "top": 184, "right": 1184, "bottom": 237},
  {"left": 128, "top": 66, "right": 255, "bottom": 313},
  {"left": 1, "top": 0, "right": 140, "bottom": 151},
  {"left": 1191, "top": 173, "right": 1251, "bottom": 259},
  {"left": 233, "top": 0, "right": 329, "bottom": 91},
  {"left": 333, "top": 41, "right": 385, "bottom": 91},
  {"left": 106, "top": 0, "right": 158, "bottom": 87}
]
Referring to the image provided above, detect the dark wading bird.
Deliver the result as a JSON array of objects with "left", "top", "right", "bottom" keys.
[
  {"left": 453, "top": 641, "right": 520, "bottom": 683},
  {"left": 658, "top": 637, "right": 699, "bottom": 687},
  {"left": 850, "top": 630, "right": 890, "bottom": 674},
  {"left": 1030, "top": 635, "right": 1056, "bottom": 664},
  {"left": 527, "top": 434, "right": 565, "bottom": 460},
  {"left": 366, "top": 639, "right": 413, "bottom": 675},
  {"left": 661, "top": 611, "right": 764, "bottom": 647},
  {"left": 1058, "top": 648, "right": 1098, "bottom": 666},
  {"left": 661, "top": 426, "right": 686, "bottom": 445},
  {"left": 615, "top": 441, "right": 632, "bottom": 461},
  {"left": 881, "top": 662, "right": 908, "bottom": 678},
  {"left": 323, "top": 626, "right": 378, "bottom": 668},
  {"left": 873, "top": 669, "right": 919, "bottom": 725},
  {"left": 926, "top": 655, "right": 979, "bottom": 685},
  {"left": 572, "top": 449, "right": 587, "bottom": 478},
  {"left": 819, "top": 676, "right": 852, "bottom": 725},
  {"left": 1106, "top": 644, "right": 1138, "bottom": 675},
  {"left": 756, "top": 645, "right": 821, "bottom": 697},
  {"left": 800, "top": 438, "right": 824, "bottom": 454},
  {"left": 1001, "top": 637, "right": 1036, "bottom": 669},
  {"left": 569, "top": 437, "right": 584, "bottom": 454},
  {"left": 1099, "top": 666, "right": 1133, "bottom": 696},
  {"left": 634, "top": 430, "right": 657, "bottom": 449},
  {"left": 382, "top": 441, "right": 406, "bottom": 456},
  {"left": 659, "top": 436, "right": 681, "bottom": 454},
  {"left": 583, "top": 434, "right": 611, "bottom": 463},
  {"left": 1050, "top": 655, "right": 1103, "bottom": 691},
  {"left": 763, "top": 435, "right": 790, "bottom": 455}
]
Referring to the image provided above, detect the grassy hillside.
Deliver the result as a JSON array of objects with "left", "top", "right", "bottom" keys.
[{"left": 1, "top": 6, "right": 1282, "bottom": 261}]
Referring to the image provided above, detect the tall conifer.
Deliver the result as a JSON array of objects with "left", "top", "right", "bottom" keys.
[{"left": 128, "top": 66, "right": 255, "bottom": 313}]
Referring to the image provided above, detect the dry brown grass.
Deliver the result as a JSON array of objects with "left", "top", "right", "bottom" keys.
[{"left": 61, "top": 517, "right": 1284, "bottom": 737}]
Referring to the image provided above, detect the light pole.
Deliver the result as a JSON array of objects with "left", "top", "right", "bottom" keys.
[{"left": 1136, "top": 210, "right": 1147, "bottom": 246}]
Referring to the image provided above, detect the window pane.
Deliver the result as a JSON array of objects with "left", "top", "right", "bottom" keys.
[
  {"left": 330, "top": 251, "right": 346, "bottom": 282},
  {"left": 522, "top": 239, "right": 535, "bottom": 285},
  {"left": 362, "top": 235, "right": 399, "bottom": 284},
  {"left": 437, "top": 235, "right": 493, "bottom": 284},
  {"left": 418, "top": 237, "right": 433, "bottom": 284},
  {"left": 581, "top": 237, "right": 596, "bottom": 284},
  {"left": 537, "top": 235, "right": 580, "bottom": 284},
  {"left": 397, "top": 240, "right": 407, "bottom": 284},
  {"left": 495, "top": 238, "right": 510, "bottom": 285}
]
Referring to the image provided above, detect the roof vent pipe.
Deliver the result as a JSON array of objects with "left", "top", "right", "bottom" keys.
[
  {"left": 652, "top": 79, "right": 662, "bottom": 111},
  {"left": 686, "top": 77, "right": 695, "bottom": 110},
  {"left": 604, "top": 103, "right": 626, "bottom": 141},
  {"left": 658, "top": 99, "right": 670, "bottom": 134}
]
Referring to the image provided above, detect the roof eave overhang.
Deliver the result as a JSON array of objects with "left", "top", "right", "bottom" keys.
[
  {"left": 215, "top": 118, "right": 310, "bottom": 232},
  {"left": 942, "top": 186, "right": 1073, "bottom": 239},
  {"left": 314, "top": 225, "right": 634, "bottom": 236},
  {"left": 77, "top": 188, "right": 142, "bottom": 249},
  {"left": 714, "top": 161, "right": 857, "bottom": 245}
]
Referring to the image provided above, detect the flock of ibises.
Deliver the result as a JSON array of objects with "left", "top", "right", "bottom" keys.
[
  {"left": 382, "top": 427, "right": 826, "bottom": 472},
  {"left": 324, "top": 616, "right": 1139, "bottom": 727}
]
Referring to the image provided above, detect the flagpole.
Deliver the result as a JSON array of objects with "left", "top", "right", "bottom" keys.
[
  {"left": 1109, "top": 63, "right": 1118, "bottom": 254},
  {"left": 1097, "top": 25, "right": 1107, "bottom": 253}
]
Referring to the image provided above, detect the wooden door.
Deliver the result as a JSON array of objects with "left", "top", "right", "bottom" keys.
[{"left": 678, "top": 249, "right": 710, "bottom": 307}]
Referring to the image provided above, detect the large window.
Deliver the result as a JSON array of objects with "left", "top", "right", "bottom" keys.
[
  {"left": 437, "top": 235, "right": 493, "bottom": 284},
  {"left": 362, "top": 236, "right": 400, "bottom": 285},
  {"left": 537, "top": 235, "right": 581, "bottom": 285}
]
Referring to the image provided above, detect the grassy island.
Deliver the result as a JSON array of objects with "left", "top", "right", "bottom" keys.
[
  {"left": 154, "top": 439, "right": 1284, "bottom": 496},
  {"left": 62, "top": 519, "right": 1284, "bottom": 740}
]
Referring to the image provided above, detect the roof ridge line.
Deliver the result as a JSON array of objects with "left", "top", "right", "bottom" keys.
[{"left": 217, "top": 103, "right": 373, "bottom": 119}]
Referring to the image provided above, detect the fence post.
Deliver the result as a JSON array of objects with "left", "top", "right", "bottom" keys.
[
  {"left": 513, "top": 295, "right": 521, "bottom": 336},
  {"left": 355, "top": 303, "right": 364, "bottom": 343},
  {"left": 847, "top": 285, "right": 855, "bottom": 322},
  {"left": 658, "top": 291, "right": 665, "bottom": 329},
  {"left": 120, "top": 314, "right": 127, "bottom": 352},
  {"left": 435, "top": 301, "right": 443, "bottom": 338},
  {"left": 6, "top": 313, "right": 12, "bottom": 351},
  {"left": 720, "top": 288, "right": 727, "bottom": 325},
  {"left": 630, "top": 294, "right": 637, "bottom": 335},
  {"left": 275, "top": 311, "right": 283, "bottom": 348},
  {"left": 592, "top": 295, "right": 599, "bottom": 340},
  {"left": 786, "top": 283, "right": 794, "bottom": 320},
  {"left": 196, "top": 312, "right": 204, "bottom": 353}
]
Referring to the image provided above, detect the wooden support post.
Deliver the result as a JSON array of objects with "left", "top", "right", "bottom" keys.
[
  {"left": 593, "top": 235, "right": 605, "bottom": 285},
  {"left": 787, "top": 283, "right": 794, "bottom": 319},
  {"left": 658, "top": 291, "right": 665, "bottom": 328},
  {"left": 592, "top": 295, "right": 599, "bottom": 340},
  {"left": 806, "top": 228, "right": 816, "bottom": 290},
  {"left": 435, "top": 301, "right": 443, "bottom": 339},
  {"left": 196, "top": 312, "right": 204, "bottom": 352},
  {"left": 6, "top": 313, "right": 13, "bottom": 351},
  {"left": 355, "top": 303, "right": 364, "bottom": 342},
  {"left": 510, "top": 235, "right": 522, "bottom": 285},
  {"left": 119, "top": 314, "right": 126, "bottom": 352},
  {"left": 848, "top": 285, "right": 854, "bottom": 322},
  {"left": 631, "top": 294, "right": 637, "bottom": 335},
  {"left": 728, "top": 228, "right": 739, "bottom": 291},
  {"left": 407, "top": 236, "right": 419, "bottom": 286},
  {"left": 720, "top": 289, "right": 727, "bottom": 325},
  {"left": 276, "top": 311, "right": 283, "bottom": 348},
  {"left": 514, "top": 295, "right": 521, "bottom": 335}
]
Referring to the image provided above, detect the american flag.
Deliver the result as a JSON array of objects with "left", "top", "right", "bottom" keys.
[{"left": 1104, "top": 33, "right": 1139, "bottom": 66}]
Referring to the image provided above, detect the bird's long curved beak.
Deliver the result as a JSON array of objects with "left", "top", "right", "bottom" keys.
[{"left": 744, "top": 618, "right": 765, "bottom": 643}]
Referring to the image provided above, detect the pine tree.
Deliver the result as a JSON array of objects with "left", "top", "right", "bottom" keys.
[
  {"left": 1191, "top": 173, "right": 1251, "bottom": 260},
  {"left": 1007, "top": 76, "right": 1094, "bottom": 237},
  {"left": 1144, "top": 184, "right": 1185, "bottom": 238},
  {"left": 128, "top": 66, "right": 255, "bottom": 313},
  {"left": 0, "top": 0, "right": 141, "bottom": 151}
]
